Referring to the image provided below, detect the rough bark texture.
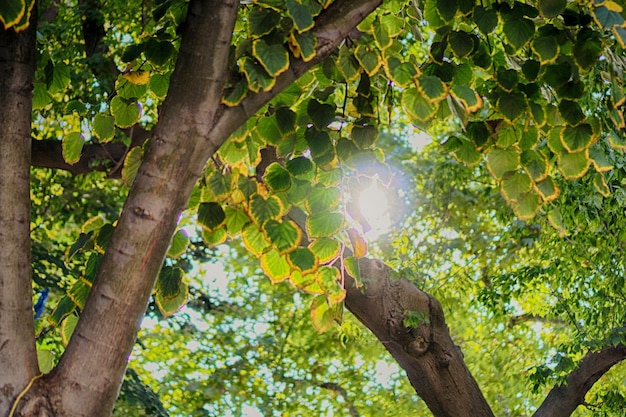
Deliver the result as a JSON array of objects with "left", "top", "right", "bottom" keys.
[
  {"left": 346, "top": 258, "right": 495, "bottom": 417},
  {"left": 0, "top": 17, "right": 41, "bottom": 417}
]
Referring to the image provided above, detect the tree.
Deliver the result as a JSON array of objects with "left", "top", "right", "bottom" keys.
[{"left": 2, "top": 0, "right": 626, "bottom": 416}]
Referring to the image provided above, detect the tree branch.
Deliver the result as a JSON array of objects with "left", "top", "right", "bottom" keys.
[
  {"left": 318, "top": 382, "right": 361, "bottom": 417},
  {"left": 0, "top": 13, "right": 41, "bottom": 416},
  {"left": 533, "top": 344, "right": 626, "bottom": 417},
  {"left": 345, "top": 258, "right": 495, "bottom": 417}
]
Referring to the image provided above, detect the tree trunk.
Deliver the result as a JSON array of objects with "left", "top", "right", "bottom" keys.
[
  {"left": 0, "top": 14, "right": 41, "bottom": 417},
  {"left": 345, "top": 258, "right": 495, "bottom": 417}
]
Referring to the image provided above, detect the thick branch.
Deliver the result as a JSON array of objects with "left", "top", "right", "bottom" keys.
[
  {"left": 31, "top": 126, "right": 149, "bottom": 177},
  {"left": 533, "top": 344, "right": 626, "bottom": 417},
  {"left": 345, "top": 258, "right": 495, "bottom": 417},
  {"left": 47, "top": 1, "right": 240, "bottom": 416},
  {"left": 206, "top": 0, "right": 383, "bottom": 160},
  {"left": 0, "top": 14, "right": 41, "bottom": 416}
]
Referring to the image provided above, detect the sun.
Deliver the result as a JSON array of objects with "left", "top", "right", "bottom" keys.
[{"left": 349, "top": 181, "right": 392, "bottom": 240}]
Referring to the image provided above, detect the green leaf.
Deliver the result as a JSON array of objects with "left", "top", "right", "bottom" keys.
[
  {"left": 450, "top": 85, "right": 482, "bottom": 113},
  {"left": 386, "top": 57, "right": 417, "bottom": 87},
  {"left": 253, "top": 38, "right": 290, "bottom": 77},
  {"left": 149, "top": 73, "right": 170, "bottom": 99},
  {"left": 94, "top": 223, "right": 114, "bottom": 253},
  {"left": 417, "top": 75, "right": 447, "bottom": 103},
  {"left": 263, "top": 219, "right": 301, "bottom": 253},
  {"left": 256, "top": 115, "right": 282, "bottom": 145},
  {"left": 538, "top": 0, "right": 567, "bottom": 18},
  {"left": 521, "top": 150, "right": 549, "bottom": 181},
  {"left": 402, "top": 87, "right": 436, "bottom": 122},
  {"left": 121, "top": 43, "right": 144, "bottom": 63},
  {"left": 514, "top": 192, "right": 542, "bottom": 220},
  {"left": 201, "top": 227, "right": 227, "bottom": 247},
  {"left": 289, "top": 30, "right": 317, "bottom": 62},
  {"left": 354, "top": 44, "right": 381, "bottom": 76},
  {"left": 473, "top": 6, "right": 498, "bottom": 34},
  {"left": 486, "top": 148, "right": 519, "bottom": 180},
  {"left": 260, "top": 249, "right": 291, "bottom": 283},
  {"left": 167, "top": 230, "right": 189, "bottom": 259},
  {"left": 275, "top": 107, "right": 296, "bottom": 137},
  {"left": 351, "top": 124, "right": 378, "bottom": 149},
  {"left": 287, "top": 247, "right": 317, "bottom": 273},
  {"left": 317, "top": 266, "right": 345, "bottom": 304},
  {"left": 336, "top": 47, "right": 360, "bottom": 81},
  {"left": 144, "top": 38, "right": 175, "bottom": 66},
  {"left": 68, "top": 280, "right": 90, "bottom": 309},
  {"left": 305, "top": 185, "right": 340, "bottom": 214},
  {"left": 242, "top": 223, "right": 271, "bottom": 255},
  {"left": 307, "top": 99, "right": 335, "bottom": 128},
  {"left": 308, "top": 237, "right": 341, "bottom": 263},
  {"left": 558, "top": 100, "right": 585, "bottom": 126},
  {"left": 61, "top": 314, "right": 78, "bottom": 346},
  {"left": 500, "top": 172, "right": 532, "bottom": 202},
  {"left": 305, "top": 128, "right": 334, "bottom": 159},
  {"left": 503, "top": 16, "right": 535, "bottom": 50},
  {"left": 264, "top": 163, "right": 292, "bottom": 192},
  {"left": 573, "top": 29, "right": 602, "bottom": 71},
  {"left": 532, "top": 35, "right": 559, "bottom": 64},
  {"left": 157, "top": 266, "right": 184, "bottom": 299},
  {"left": 49, "top": 296, "right": 76, "bottom": 326},
  {"left": 310, "top": 294, "right": 335, "bottom": 333},
  {"left": 208, "top": 172, "right": 235, "bottom": 201},
  {"left": 197, "top": 202, "right": 226, "bottom": 231},
  {"left": 561, "top": 124, "right": 594, "bottom": 153},
  {"left": 62, "top": 132, "right": 84, "bottom": 165},
  {"left": 250, "top": 194, "right": 283, "bottom": 225},
  {"left": 306, "top": 212, "right": 343, "bottom": 238},
  {"left": 449, "top": 31, "right": 475, "bottom": 59},
  {"left": 535, "top": 176, "right": 559, "bottom": 202},
  {"left": 93, "top": 114, "right": 115, "bottom": 142},
  {"left": 155, "top": 282, "right": 188, "bottom": 317},
  {"left": 497, "top": 92, "right": 527, "bottom": 122},
  {"left": 225, "top": 207, "right": 250, "bottom": 234},
  {"left": 0, "top": 0, "right": 26, "bottom": 29},
  {"left": 32, "top": 82, "right": 52, "bottom": 110},
  {"left": 453, "top": 139, "right": 481, "bottom": 166},
  {"left": 593, "top": 172, "right": 610, "bottom": 197},
  {"left": 110, "top": 96, "right": 141, "bottom": 128},
  {"left": 593, "top": 4, "right": 625, "bottom": 29},
  {"left": 122, "top": 146, "right": 143, "bottom": 187},
  {"left": 37, "top": 349, "right": 54, "bottom": 374},
  {"left": 558, "top": 150, "right": 590, "bottom": 179},
  {"left": 520, "top": 125, "right": 540, "bottom": 150},
  {"left": 589, "top": 144, "right": 613, "bottom": 172},
  {"left": 547, "top": 207, "right": 567, "bottom": 236},
  {"left": 435, "top": 0, "right": 457, "bottom": 22},
  {"left": 241, "top": 56, "right": 276, "bottom": 92},
  {"left": 286, "top": 156, "right": 314, "bottom": 177},
  {"left": 249, "top": 6, "right": 281, "bottom": 37},
  {"left": 286, "top": 0, "right": 314, "bottom": 32}
]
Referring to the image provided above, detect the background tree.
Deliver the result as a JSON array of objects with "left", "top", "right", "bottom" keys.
[{"left": 2, "top": 0, "right": 626, "bottom": 416}]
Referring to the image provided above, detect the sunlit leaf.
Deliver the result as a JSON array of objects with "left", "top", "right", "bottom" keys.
[
  {"left": 355, "top": 44, "right": 381, "bottom": 76},
  {"left": 453, "top": 139, "right": 481, "bottom": 166},
  {"left": 156, "top": 266, "right": 184, "bottom": 299},
  {"left": 250, "top": 194, "right": 283, "bottom": 224},
  {"left": 62, "top": 132, "right": 84, "bottom": 165},
  {"left": 122, "top": 70, "right": 150, "bottom": 85},
  {"left": 61, "top": 314, "right": 78, "bottom": 346},
  {"left": 260, "top": 249, "right": 291, "bottom": 283},
  {"left": 225, "top": 207, "right": 250, "bottom": 235},
  {"left": 336, "top": 46, "right": 361, "bottom": 81},
  {"left": 593, "top": 172, "right": 610, "bottom": 197},
  {"left": 308, "top": 237, "right": 341, "bottom": 263},
  {"left": 241, "top": 56, "right": 276, "bottom": 92},
  {"left": 310, "top": 294, "right": 334, "bottom": 333},
  {"left": 289, "top": 30, "right": 317, "bottom": 62},
  {"left": 264, "top": 163, "right": 292, "bottom": 192},
  {"left": 402, "top": 87, "right": 436, "bottom": 122},
  {"left": 588, "top": 144, "right": 613, "bottom": 172},
  {"left": 155, "top": 282, "right": 188, "bottom": 317},
  {"left": 305, "top": 185, "right": 340, "bottom": 214},
  {"left": 417, "top": 75, "right": 447, "bottom": 103},
  {"left": 167, "top": 230, "right": 189, "bottom": 259},
  {"left": 306, "top": 212, "right": 343, "bottom": 238},
  {"left": 122, "top": 146, "right": 143, "bottom": 187},
  {"left": 93, "top": 114, "right": 115, "bottom": 142},
  {"left": 110, "top": 96, "right": 141, "bottom": 128},
  {"left": 263, "top": 219, "right": 301, "bottom": 253},
  {"left": 287, "top": 247, "right": 317, "bottom": 273},
  {"left": 242, "top": 223, "right": 271, "bottom": 255},
  {"left": 317, "top": 266, "right": 345, "bottom": 304}
]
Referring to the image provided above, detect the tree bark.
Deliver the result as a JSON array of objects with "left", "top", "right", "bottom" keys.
[
  {"left": 345, "top": 258, "right": 495, "bottom": 417},
  {"left": 0, "top": 15, "right": 41, "bottom": 417}
]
